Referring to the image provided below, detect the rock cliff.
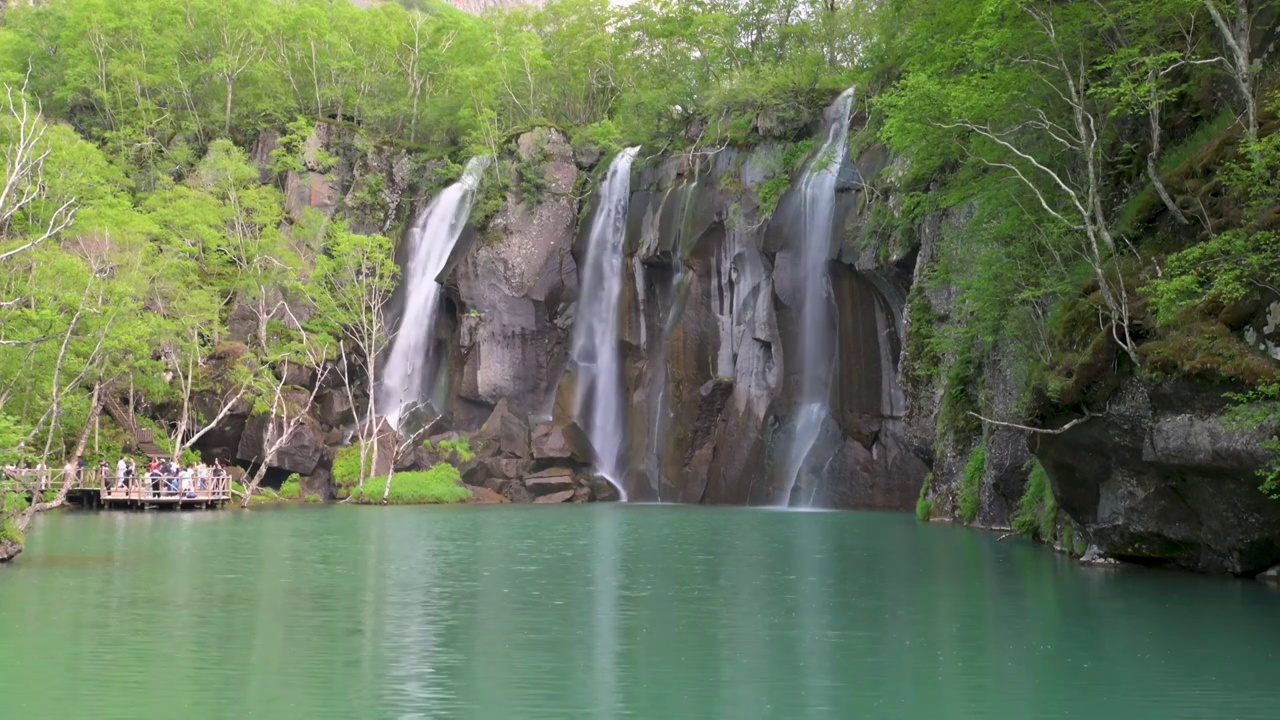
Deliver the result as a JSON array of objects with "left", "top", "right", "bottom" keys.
[{"left": 183, "top": 108, "right": 1280, "bottom": 571}]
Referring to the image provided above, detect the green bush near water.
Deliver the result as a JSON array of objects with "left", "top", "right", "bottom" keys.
[
  {"left": 915, "top": 472, "right": 934, "bottom": 522},
  {"left": 2, "top": 486, "right": 27, "bottom": 547},
  {"left": 279, "top": 475, "right": 302, "bottom": 500},
  {"left": 1012, "top": 461, "right": 1057, "bottom": 542},
  {"left": 959, "top": 441, "right": 986, "bottom": 524},
  {"left": 349, "top": 463, "right": 471, "bottom": 505},
  {"left": 332, "top": 444, "right": 366, "bottom": 490}
]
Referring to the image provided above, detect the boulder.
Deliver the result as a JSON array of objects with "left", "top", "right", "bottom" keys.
[
  {"left": 530, "top": 421, "right": 591, "bottom": 464},
  {"left": 504, "top": 482, "right": 533, "bottom": 503},
  {"left": 524, "top": 468, "right": 576, "bottom": 496},
  {"left": 1036, "top": 376, "right": 1280, "bottom": 575},
  {"left": 588, "top": 476, "right": 620, "bottom": 503},
  {"left": 304, "top": 447, "right": 335, "bottom": 499},
  {"left": 474, "top": 399, "right": 530, "bottom": 459},
  {"left": 533, "top": 489, "right": 576, "bottom": 504},
  {"left": 318, "top": 390, "right": 356, "bottom": 428},
  {"left": 236, "top": 412, "right": 325, "bottom": 476},
  {"left": 467, "top": 485, "right": 509, "bottom": 504}
]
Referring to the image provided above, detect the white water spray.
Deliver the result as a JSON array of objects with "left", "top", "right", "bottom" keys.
[
  {"left": 378, "top": 157, "right": 490, "bottom": 429},
  {"left": 779, "top": 88, "right": 856, "bottom": 507},
  {"left": 571, "top": 147, "right": 640, "bottom": 502}
]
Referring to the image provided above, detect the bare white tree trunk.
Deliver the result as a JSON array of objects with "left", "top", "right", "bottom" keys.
[{"left": 1203, "top": 0, "right": 1259, "bottom": 139}]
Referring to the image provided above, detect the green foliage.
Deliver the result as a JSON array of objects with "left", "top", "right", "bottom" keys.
[
  {"left": 1012, "top": 461, "right": 1057, "bottom": 542},
  {"left": 433, "top": 437, "right": 475, "bottom": 463},
  {"left": 1, "top": 487, "right": 30, "bottom": 549},
  {"left": 1225, "top": 383, "right": 1280, "bottom": 499},
  {"left": 331, "top": 444, "right": 366, "bottom": 489},
  {"left": 959, "top": 440, "right": 986, "bottom": 524},
  {"left": 1, "top": 516, "right": 23, "bottom": 547},
  {"left": 279, "top": 475, "right": 302, "bottom": 500},
  {"left": 915, "top": 472, "right": 934, "bottom": 522},
  {"left": 904, "top": 288, "right": 942, "bottom": 384},
  {"left": 1148, "top": 94, "right": 1280, "bottom": 324},
  {"left": 350, "top": 463, "right": 471, "bottom": 505}
]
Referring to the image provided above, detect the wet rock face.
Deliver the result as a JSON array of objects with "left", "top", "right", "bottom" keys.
[
  {"left": 447, "top": 127, "right": 579, "bottom": 418},
  {"left": 613, "top": 142, "right": 928, "bottom": 509},
  {"left": 236, "top": 411, "right": 326, "bottom": 476},
  {"left": 1036, "top": 376, "right": 1280, "bottom": 575}
]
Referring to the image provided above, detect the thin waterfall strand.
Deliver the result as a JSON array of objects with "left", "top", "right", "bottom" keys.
[
  {"left": 378, "top": 157, "right": 491, "bottom": 429},
  {"left": 571, "top": 147, "right": 640, "bottom": 501},
  {"left": 779, "top": 88, "right": 856, "bottom": 507}
]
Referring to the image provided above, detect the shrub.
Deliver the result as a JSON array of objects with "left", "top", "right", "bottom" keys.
[
  {"left": 303, "top": 494, "right": 323, "bottom": 504},
  {"left": 1012, "top": 460, "right": 1057, "bottom": 541},
  {"left": 435, "top": 437, "right": 475, "bottom": 463},
  {"left": 959, "top": 440, "right": 986, "bottom": 524},
  {"left": 332, "top": 444, "right": 368, "bottom": 489},
  {"left": 915, "top": 472, "right": 934, "bottom": 522},
  {"left": 279, "top": 475, "right": 302, "bottom": 500},
  {"left": 1, "top": 517, "right": 23, "bottom": 546},
  {"left": 349, "top": 463, "right": 471, "bottom": 505}
]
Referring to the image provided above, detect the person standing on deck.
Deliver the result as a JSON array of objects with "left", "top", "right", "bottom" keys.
[
  {"left": 116, "top": 457, "right": 127, "bottom": 491},
  {"left": 148, "top": 459, "right": 161, "bottom": 497}
]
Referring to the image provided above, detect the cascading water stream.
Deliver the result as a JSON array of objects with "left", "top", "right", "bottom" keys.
[
  {"left": 778, "top": 87, "right": 856, "bottom": 508},
  {"left": 571, "top": 147, "right": 640, "bottom": 502},
  {"left": 378, "top": 157, "right": 491, "bottom": 429}
]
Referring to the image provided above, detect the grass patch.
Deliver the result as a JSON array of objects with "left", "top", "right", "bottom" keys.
[
  {"left": 1142, "top": 318, "right": 1278, "bottom": 385},
  {"left": 303, "top": 494, "right": 324, "bottom": 504},
  {"left": 1159, "top": 109, "right": 1237, "bottom": 178},
  {"left": 349, "top": 463, "right": 472, "bottom": 505},
  {"left": 959, "top": 440, "right": 986, "bottom": 524},
  {"left": 1012, "top": 460, "right": 1057, "bottom": 542},
  {"left": 279, "top": 475, "right": 302, "bottom": 500},
  {"left": 432, "top": 437, "right": 476, "bottom": 463},
  {"left": 915, "top": 472, "right": 934, "bottom": 522},
  {"left": 332, "top": 444, "right": 368, "bottom": 489}
]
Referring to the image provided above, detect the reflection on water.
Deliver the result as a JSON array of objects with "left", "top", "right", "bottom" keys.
[{"left": 2, "top": 505, "right": 1279, "bottom": 720}]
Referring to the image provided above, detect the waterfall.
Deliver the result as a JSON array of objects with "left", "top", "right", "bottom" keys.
[
  {"left": 571, "top": 147, "right": 640, "bottom": 502},
  {"left": 378, "top": 157, "right": 490, "bottom": 429},
  {"left": 779, "top": 88, "right": 856, "bottom": 507}
]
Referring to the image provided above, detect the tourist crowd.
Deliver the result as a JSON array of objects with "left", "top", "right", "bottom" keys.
[
  {"left": 105, "top": 457, "right": 229, "bottom": 496},
  {"left": 4, "top": 457, "right": 231, "bottom": 498}
]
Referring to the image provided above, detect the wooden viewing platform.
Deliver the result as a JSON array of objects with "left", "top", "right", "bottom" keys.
[{"left": 3, "top": 469, "right": 233, "bottom": 511}]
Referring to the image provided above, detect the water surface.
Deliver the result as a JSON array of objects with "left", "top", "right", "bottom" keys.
[{"left": 1, "top": 505, "right": 1277, "bottom": 719}]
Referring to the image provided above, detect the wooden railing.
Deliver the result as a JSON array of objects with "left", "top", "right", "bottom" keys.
[
  {"left": 98, "top": 473, "right": 232, "bottom": 503},
  {"left": 2, "top": 468, "right": 232, "bottom": 504}
]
